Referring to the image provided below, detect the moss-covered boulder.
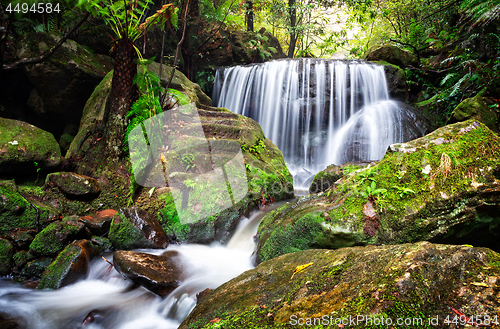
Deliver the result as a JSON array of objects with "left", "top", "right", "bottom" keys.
[
  {"left": 0, "top": 180, "right": 60, "bottom": 234},
  {"left": 20, "top": 258, "right": 53, "bottom": 279},
  {"left": 448, "top": 95, "right": 498, "bottom": 132},
  {"left": 257, "top": 120, "right": 500, "bottom": 263},
  {"left": 0, "top": 118, "right": 61, "bottom": 174},
  {"left": 29, "top": 220, "right": 85, "bottom": 257},
  {"left": 66, "top": 62, "right": 292, "bottom": 244},
  {"left": 16, "top": 32, "right": 113, "bottom": 139},
  {"left": 45, "top": 172, "right": 100, "bottom": 197},
  {"left": 38, "top": 239, "right": 101, "bottom": 290},
  {"left": 108, "top": 207, "right": 168, "bottom": 250},
  {"left": 0, "top": 238, "right": 14, "bottom": 275},
  {"left": 365, "top": 45, "right": 418, "bottom": 67},
  {"left": 309, "top": 163, "right": 370, "bottom": 194},
  {"left": 113, "top": 250, "right": 182, "bottom": 297},
  {"left": 180, "top": 242, "right": 500, "bottom": 329}
]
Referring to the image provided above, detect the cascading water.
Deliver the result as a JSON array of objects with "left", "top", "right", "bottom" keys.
[
  {"left": 0, "top": 201, "right": 290, "bottom": 329},
  {"left": 213, "top": 58, "right": 427, "bottom": 188}
]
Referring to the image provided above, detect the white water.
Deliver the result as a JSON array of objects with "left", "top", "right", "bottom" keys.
[
  {"left": 213, "top": 58, "right": 424, "bottom": 188},
  {"left": 0, "top": 203, "right": 289, "bottom": 329}
]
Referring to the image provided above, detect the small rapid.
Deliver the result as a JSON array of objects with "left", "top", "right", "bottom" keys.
[{"left": 0, "top": 201, "right": 291, "bottom": 329}]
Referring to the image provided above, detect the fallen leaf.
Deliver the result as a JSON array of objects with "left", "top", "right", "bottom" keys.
[
  {"left": 291, "top": 262, "right": 313, "bottom": 279},
  {"left": 471, "top": 282, "right": 488, "bottom": 287},
  {"left": 209, "top": 318, "right": 221, "bottom": 324}
]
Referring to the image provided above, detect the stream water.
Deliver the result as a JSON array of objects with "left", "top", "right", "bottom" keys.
[{"left": 0, "top": 200, "right": 292, "bottom": 329}]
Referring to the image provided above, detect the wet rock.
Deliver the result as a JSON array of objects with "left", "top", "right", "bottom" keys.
[
  {"left": 21, "top": 258, "right": 53, "bottom": 279},
  {"left": 109, "top": 207, "right": 168, "bottom": 250},
  {"left": 6, "top": 229, "right": 36, "bottom": 250},
  {"left": 309, "top": 165, "right": 344, "bottom": 194},
  {"left": 113, "top": 250, "right": 182, "bottom": 297},
  {"left": 80, "top": 209, "right": 116, "bottom": 236},
  {"left": 0, "top": 314, "right": 25, "bottom": 329},
  {"left": 45, "top": 172, "right": 100, "bottom": 197},
  {"left": 12, "top": 251, "right": 33, "bottom": 273},
  {"left": 257, "top": 120, "right": 500, "bottom": 262},
  {"left": 371, "top": 60, "right": 408, "bottom": 100},
  {"left": 38, "top": 239, "right": 101, "bottom": 290},
  {"left": 448, "top": 95, "right": 498, "bottom": 132},
  {"left": 181, "top": 242, "right": 500, "bottom": 328},
  {"left": 196, "top": 288, "right": 213, "bottom": 304},
  {"left": 0, "top": 118, "right": 61, "bottom": 174},
  {"left": 90, "top": 236, "right": 113, "bottom": 252},
  {"left": 0, "top": 238, "right": 14, "bottom": 275},
  {"left": 365, "top": 45, "right": 418, "bottom": 67},
  {"left": 29, "top": 220, "right": 85, "bottom": 257},
  {"left": 16, "top": 32, "right": 113, "bottom": 139}
]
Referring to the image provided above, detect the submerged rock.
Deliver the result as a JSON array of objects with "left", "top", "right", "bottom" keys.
[
  {"left": 180, "top": 242, "right": 500, "bottom": 328},
  {"left": 108, "top": 207, "right": 168, "bottom": 250},
  {"left": 0, "top": 118, "right": 61, "bottom": 175},
  {"left": 45, "top": 172, "right": 100, "bottom": 197},
  {"left": 38, "top": 239, "right": 101, "bottom": 290},
  {"left": 113, "top": 250, "right": 182, "bottom": 297},
  {"left": 257, "top": 120, "right": 500, "bottom": 262}
]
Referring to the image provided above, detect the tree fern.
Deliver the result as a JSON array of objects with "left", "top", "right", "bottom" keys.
[{"left": 461, "top": 0, "right": 500, "bottom": 28}]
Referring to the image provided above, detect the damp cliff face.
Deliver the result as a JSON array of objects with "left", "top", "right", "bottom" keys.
[{"left": 212, "top": 59, "right": 431, "bottom": 187}]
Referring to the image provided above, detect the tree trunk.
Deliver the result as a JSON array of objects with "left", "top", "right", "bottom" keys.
[
  {"left": 245, "top": 1, "right": 254, "bottom": 32},
  {"left": 287, "top": 0, "right": 297, "bottom": 58}
]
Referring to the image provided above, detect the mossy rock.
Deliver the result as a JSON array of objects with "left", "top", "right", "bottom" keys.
[
  {"left": 448, "top": 95, "right": 498, "bottom": 132},
  {"left": 38, "top": 239, "right": 101, "bottom": 290},
  {"left": 365, "top": 45, "right": 418, "bottom": 67},
  {"left": 370, "top": 60, "right": 408, "bottom": 101},
  {"left": 0, "top": 118, "right": 61, "bottom": 175},
  {"left": 108, "top": 207, "right": 168, "bottom": 250},
  {"left": 45, "top": 172, "right": 100, "bottom": 197},
  {"left": 0, "top": 238, "right": 14, "bottom": 275},
  {"left": 29, "top": 220, "right": 85, "bottom": 257},
  {"left": 257, "top": 120, "right": 500, "bottom": 263},
  {"left": 0, "top": 180, "right": 60, "bottom": 234},
  {"left": 20, "top": 258, "right": 53, "bottom": 279},
  {"left": 180, "top": 242, "right": 500, "bottom": 329}
]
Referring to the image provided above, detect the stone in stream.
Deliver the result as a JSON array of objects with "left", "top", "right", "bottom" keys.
[
  {"left": 180, "top": 242, "right": 500, "bottom": 328},
  {"left": 79, "top": 209, "right": 117, "bottom": 236},
  {"left": 38, "top": 239, "right": 101, "bottom": 290},
  {"left": 113, "top": 250, "right": 182, "bottom": 297},
  {"left": 256, "top": 120, "right": 500, "bottom": 263},
  {"left": 0, "top": 238, "right": 14, "bottom": 275},
  {"left": 108, "top": 207, "right": 168, "bottom": 250}
]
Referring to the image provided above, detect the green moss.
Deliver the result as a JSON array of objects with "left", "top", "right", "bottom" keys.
[
  {"left": 0, "top": 238, "right": 13, "bottom": 275},
  {"left": 108, "top": 212, "right": 151, "bottom": 250},
  {"left": 29, "top": 222, "right": 81, "bottom": 256},
  {"left": 0, "top": 181, "right": 38, "bottom": 234},
  {"left": 21, "top": 258, "right": 53, "bottom": 279},
  {"left": 450, "top": 95, "right": 498, "bottom": 131}
]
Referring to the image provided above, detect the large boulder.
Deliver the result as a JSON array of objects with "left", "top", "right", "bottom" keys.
[
  {"left": 38, "top": 239, "right": 101, "bottom": 290},
  {"left": 16, "top": 32, "right": 113, "bottom": 139},
  {"left": 257, "top": 120, "right": 500, "bottom": 263},
  {"left": 448, "top": 95, "right": 498, "bottom": 132},
  {"left": 66, "top": 63, "right": 293, "bottom": 245},
  {"left": 108, "top": 207, "right": 168, "bottom": 250},
  {"left": 180, "top": 242, "right": 500, "bottom": 328},
  {"left": 365, "top": 45, "right": 418, "bottom": 67},
  {"left": 0, "top": 118, "right": 61, "bottom": 175},
  {"left": 113, "top": 250, "right": 182, "bottom": 297}
]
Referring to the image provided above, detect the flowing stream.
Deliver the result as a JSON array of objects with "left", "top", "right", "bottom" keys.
[
  {"left": 213, "top": 58, "right": 427, "bottom": 189},
  {"left": 0, "top": 200, "right": 291, "bottom": 329}
]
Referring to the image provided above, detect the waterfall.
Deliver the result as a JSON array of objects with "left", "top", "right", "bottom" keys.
[{"left": 213, "top": 58, "right": 426, "bottom": 188}]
